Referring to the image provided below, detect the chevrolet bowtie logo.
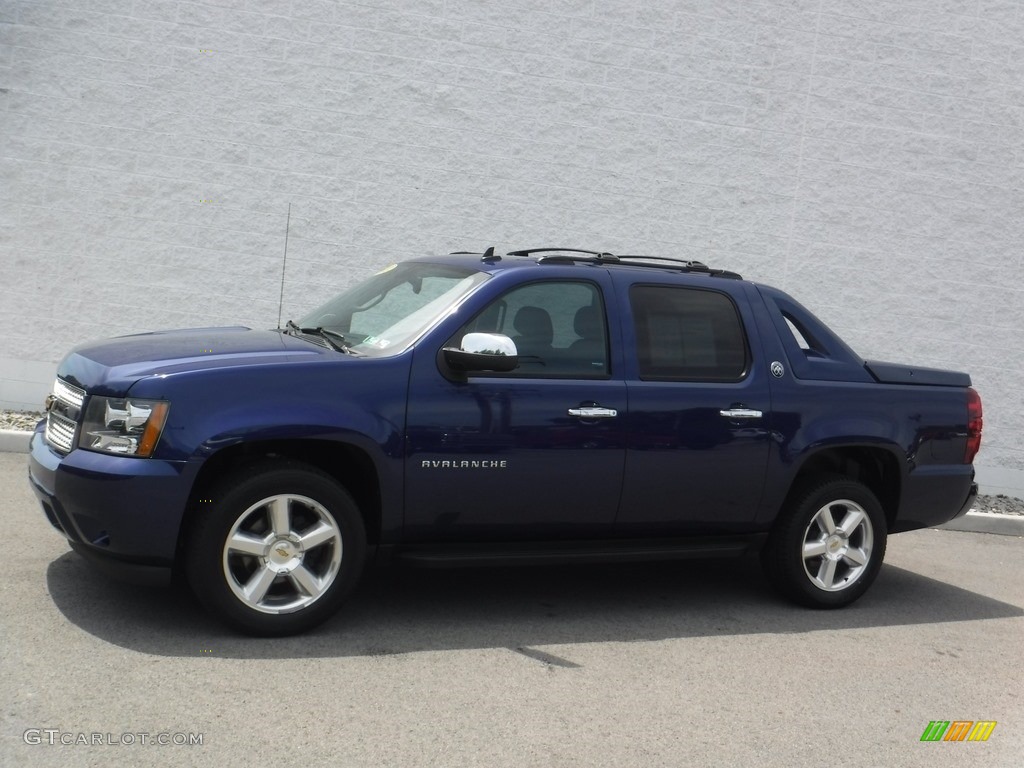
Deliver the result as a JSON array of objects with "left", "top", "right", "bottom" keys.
[{"left": 275, "top": 546, "right": 291, "bottom": 557}]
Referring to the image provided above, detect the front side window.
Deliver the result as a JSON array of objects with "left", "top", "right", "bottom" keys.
[
  {"left": 452, "top": 281, "right": 609, "bottom": 377},
  {"left": 298, "top": 262, "right": 489, "bottom": 356},
  {"left": 630, "top": 285, "right": 748, "bottom": 381}
]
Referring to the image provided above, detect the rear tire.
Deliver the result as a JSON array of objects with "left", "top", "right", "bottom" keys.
[
  {"left": 185, "top": 462, "right": 366, "bottom": 636},
  {"left": 762, "top": 475, "right": 887, "bottom": 608}
]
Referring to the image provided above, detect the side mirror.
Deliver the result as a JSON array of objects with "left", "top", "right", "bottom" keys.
[{"left": 442, "top": 333, "right": 519, "bottom": 373}]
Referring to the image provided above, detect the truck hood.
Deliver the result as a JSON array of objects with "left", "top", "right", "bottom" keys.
[{"left": 57, "top": 327, "right": 337, "bottom": 396}]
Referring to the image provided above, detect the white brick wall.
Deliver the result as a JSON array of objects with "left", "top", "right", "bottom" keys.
[{"left": 1, "top": 0, "right": 1021, "bottom": 497}]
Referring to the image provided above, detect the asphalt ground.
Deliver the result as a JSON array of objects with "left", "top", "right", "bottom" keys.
[{"left": 1, "top": 451, "right": 1022, "bottom": 768}]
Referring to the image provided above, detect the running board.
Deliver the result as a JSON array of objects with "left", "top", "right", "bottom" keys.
[{"left": 391, "top": 534, "right": 766, "bottom": 569}]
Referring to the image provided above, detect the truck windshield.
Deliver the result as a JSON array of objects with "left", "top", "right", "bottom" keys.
[{"left": 296, "top": 262, "right": 488, "bottom": 356}]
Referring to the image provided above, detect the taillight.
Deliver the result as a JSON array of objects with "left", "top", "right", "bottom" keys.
[{"left": 965, "top": 387, "right": 982, "bottom": 464}]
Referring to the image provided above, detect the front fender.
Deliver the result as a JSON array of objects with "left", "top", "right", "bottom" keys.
[
  {"left": 126, "top": 357, "right": 411, "bottom": 538},
  {"left": 125, "top": 357, "right": 410, "bottom": 461}
]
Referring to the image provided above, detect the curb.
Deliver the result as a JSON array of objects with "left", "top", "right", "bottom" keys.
[
  {"left": 939, "top": 511, "right": 1024, "bottom": 537},
  {"left": 0, "top": 429, "right": 31, "bottom": 454}
]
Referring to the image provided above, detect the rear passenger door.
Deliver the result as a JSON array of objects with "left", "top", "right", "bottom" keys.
[{"left": 616, "top": 280, "right": 771, "bottom": 533}]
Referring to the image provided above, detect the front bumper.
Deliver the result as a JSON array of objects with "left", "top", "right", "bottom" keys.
[{"left": 28, "top": 427, "right": 198, "bottom": 585}]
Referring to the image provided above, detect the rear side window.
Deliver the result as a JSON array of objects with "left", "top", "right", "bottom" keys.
[
  {"left": 783, "top": 312, "right": 828, "bottom": 356},
  {"left": 630, "top": 285, "right": 748, "bottom": 381}
]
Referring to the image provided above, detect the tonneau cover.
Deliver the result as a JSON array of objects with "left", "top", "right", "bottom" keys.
[{"left": 864, "top": 360, "right": 971, "bottom": 387}]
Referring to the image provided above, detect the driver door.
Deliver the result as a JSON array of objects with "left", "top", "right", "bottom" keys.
[{"left": 403, "top": 277, "right": 627, "bottom": 542}]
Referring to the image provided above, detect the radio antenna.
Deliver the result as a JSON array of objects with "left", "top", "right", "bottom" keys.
[{"left": 277, "top": 202, "right": 291, "bottom": 329}]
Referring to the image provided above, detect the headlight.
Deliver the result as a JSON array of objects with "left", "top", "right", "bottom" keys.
[{"left": 82, "top": 397, "right": 170, "bottom": 457}]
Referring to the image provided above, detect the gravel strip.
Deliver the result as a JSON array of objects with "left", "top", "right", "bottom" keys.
[
  {"left": 1, "top": 409, "right": 44, "bottom": 432},
  {"left": 972, "top": 494, "right": 1024, "bottom": 516},
  {"left": 3, "top": 409, "right": 1022, "bottom": 512}
]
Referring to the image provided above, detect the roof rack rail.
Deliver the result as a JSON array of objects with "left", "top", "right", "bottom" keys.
[
  {"left": 520, "top": 249, "right": 743, "bottom": 279},
  {"left": 615, "top": 257, "right": 741, "bottom": 279},
  {"left": 614, "top": 255, "right": 742, "bottom": 278},
  {"left": 616, "top": 255, "right": 707, "bottom": 268},
  {"left": 507, "top": 247, "right": 614, "bottom": 258},
  {"left": 453, "top": 247, "right": 741, "bottom": 279}
]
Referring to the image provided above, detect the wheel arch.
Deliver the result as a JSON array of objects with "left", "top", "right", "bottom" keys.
[
  {"left": 786, "top": 446, "right": 902, "bottom": 529},
  {"left": 175, "top": 438, "right": 383, "bottom": 571}
]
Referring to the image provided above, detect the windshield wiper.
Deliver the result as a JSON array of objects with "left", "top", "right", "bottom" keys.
[{"left": 284, "top": 320, "right": 353, "bottom": 354}]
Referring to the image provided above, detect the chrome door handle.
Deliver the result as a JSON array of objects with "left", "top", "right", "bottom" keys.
[
  {"left": 719, "top": 408, "right": 762, "bottom": 419},
  {"left": 568, "top": 406, "right": 618, "bottom": 419}
]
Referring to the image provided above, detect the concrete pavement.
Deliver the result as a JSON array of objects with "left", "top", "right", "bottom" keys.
[{"left": 2, "top": 452, "right": 1022, "bottom": 767}]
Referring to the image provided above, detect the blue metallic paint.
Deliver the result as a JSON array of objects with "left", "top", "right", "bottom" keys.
[
  {"left": 29, "top": 427, "right": 197, "bottom": 565},
  {"left": 28, "top": 253, "right": 978, "bottom": 581}
]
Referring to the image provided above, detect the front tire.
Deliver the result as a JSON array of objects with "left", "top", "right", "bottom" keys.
[
  {"left": 185, "top": 462, "right": 366, "bottom": 636},
  {"left": 762, "top": 475, "right": 887, "bottom": 608}
]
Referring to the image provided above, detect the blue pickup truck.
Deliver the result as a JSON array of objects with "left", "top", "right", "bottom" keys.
[{"left": 28, "top": 248, "right": 983, "bottom": 635}]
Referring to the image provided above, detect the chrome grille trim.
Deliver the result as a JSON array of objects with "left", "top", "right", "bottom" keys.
[
  {"left": 53, "top": 378, "right": 85, "bottom": 409},
  {"left": 45, "top": 411, "right": 77, "bottom": 453},
  {"left": 45, "top": 377, "right": 87, "bottom": 453}
]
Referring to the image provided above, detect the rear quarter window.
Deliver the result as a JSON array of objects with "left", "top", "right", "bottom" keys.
[{"left": 629, "top": 285, "right": 749, "bottom": 381}]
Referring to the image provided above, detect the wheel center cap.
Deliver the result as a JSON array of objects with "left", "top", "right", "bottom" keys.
[
  {"left": 268, "top": 538, "right": 299, "bottom": 567},
  {"left": 825, "top": 534, "right": 847, "bottom": 559}
]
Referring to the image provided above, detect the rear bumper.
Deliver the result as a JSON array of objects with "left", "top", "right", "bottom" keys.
[
  {"left": 891, "top": 466, "right": 977, "bottom": 533},
  {"left": 956, "top": 481, "right": 979, "bottom": 518},
  {"left": 28, "top": 427, "right": 196, "bottom": 582}
]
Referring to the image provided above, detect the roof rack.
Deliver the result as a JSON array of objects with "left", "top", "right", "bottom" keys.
[
  {"left": 452, "top": 247, "right": 742, "bottom": 279},
  {"left": 516, "top": 249, "right": 742, "bottom": 279},
  {"left": 614, "top": 255, "right": 742, "bottom": 279},
  {"left": 506, "top": 247, "right": 614, "bottom": 259}
]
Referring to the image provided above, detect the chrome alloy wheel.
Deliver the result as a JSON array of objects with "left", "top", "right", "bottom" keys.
[
  {"left": 221, "top": 494, "right": 343, "bottom": 614},
  {"left": 800, "top": 498, "right": 874, "bottom": 592}
]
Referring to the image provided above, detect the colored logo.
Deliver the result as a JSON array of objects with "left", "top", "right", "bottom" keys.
[{"left": 920, "top": 721, "right": 997, "bottom": 742}]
